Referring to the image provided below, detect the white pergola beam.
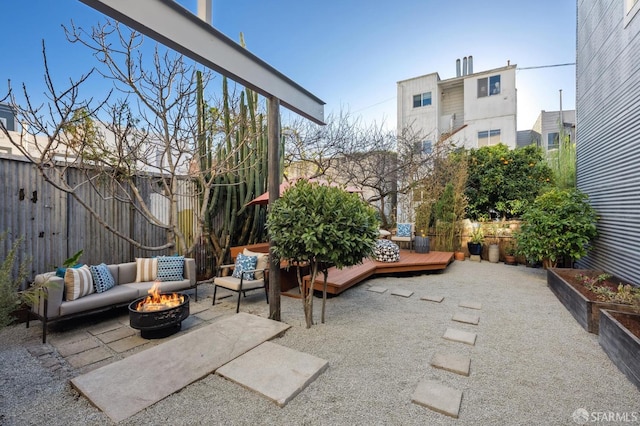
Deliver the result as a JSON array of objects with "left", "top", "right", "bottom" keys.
[{"left": 79, "top": 0, "right": 325, "bottom": 124}]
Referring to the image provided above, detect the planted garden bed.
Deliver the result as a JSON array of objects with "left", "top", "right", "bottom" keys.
[
  {"left": 547, "top": 268, "right": 639, "bottom": 334},
  {"left": 599, "top": 310, "right": 640, "bottom": 391}
]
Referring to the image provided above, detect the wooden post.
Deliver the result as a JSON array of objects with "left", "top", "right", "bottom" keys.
[{"left": 268, "top": 97, "right": 281, "bottom": 321}]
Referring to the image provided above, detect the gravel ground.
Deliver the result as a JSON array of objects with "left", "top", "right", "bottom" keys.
[{"left": 1, "top": 260, "right": 639, "bottom": 425}]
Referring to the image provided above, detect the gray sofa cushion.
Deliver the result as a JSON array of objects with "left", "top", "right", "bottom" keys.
[
  {"left": 118, "top": 262, "right": 137, "bottom": 285},
  {"left": 59, "top": 285, "right": 139, "bottom": 316}
]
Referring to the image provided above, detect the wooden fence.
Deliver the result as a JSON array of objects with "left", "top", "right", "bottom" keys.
[{"left": 0, "top": 154, "right": 211, "bottom": 286}]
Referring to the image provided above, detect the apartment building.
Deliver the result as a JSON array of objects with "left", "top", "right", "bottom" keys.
[{"left": 397, "top": 57, "right": 517, "bottom": 150}]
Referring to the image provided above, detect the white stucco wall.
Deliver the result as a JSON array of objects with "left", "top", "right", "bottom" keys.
[{"left": 397, "top": 73, "right": 440, "bottom": 140}]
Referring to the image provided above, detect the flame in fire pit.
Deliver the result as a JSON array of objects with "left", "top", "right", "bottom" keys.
[{"left": 135, "top": 281, "right": 184, "bottom": 312}]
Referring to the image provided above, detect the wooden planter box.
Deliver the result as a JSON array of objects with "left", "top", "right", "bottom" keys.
[
  {"left": 599, "top": 310, "right": 640, "bottom": 391},
  {"left": 546, "top": 268, "right": 639, "bottom": 334}
]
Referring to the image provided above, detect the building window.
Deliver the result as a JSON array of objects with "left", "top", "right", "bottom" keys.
[
  {"left": 0, "top": 146, "right": 10, "bottom": 154},
  {"left": 477, "top": 75, "right": 501, "bottom": 98},
  {"left": 547, "top": 132, "right": 560, "bottom": 150},
  {"left": 413, "top": 92, "right": 432, "bottom": 108},
  {"left": 478, "top": 129, "right": 501, "bottom": 147}
]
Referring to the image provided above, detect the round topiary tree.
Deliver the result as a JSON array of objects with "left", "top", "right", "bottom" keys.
[
  {"left": 267, "top": 180, "right": 379, "bottom": 328},
  {"left": 514, "top": 188, "right": 598, "bottom": 268}
]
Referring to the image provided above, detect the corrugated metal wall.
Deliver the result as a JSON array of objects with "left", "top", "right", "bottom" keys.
[
  {"left": 0, "top": 154, "right": 200, "bottom": 285},
  {"left": 576, "top": 0, "right": 640, "bottom": 284}
]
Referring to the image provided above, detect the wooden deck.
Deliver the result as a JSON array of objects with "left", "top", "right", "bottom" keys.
[{"left": 301, "top": 250, "right": 454, "bottom": 296}]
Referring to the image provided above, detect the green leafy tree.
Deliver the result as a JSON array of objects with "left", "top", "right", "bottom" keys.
[
  {"left": 514, "top": 189, "right": 598, "bottom": 268},
  {"left": 267, "top": 180, "right": 379, "bottom": 328},
  {"left": 466, "top": 144, "right": 553, "bottom": 220}
]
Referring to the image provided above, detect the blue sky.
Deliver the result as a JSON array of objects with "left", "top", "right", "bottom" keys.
[{"left": 1, "top": 0, "right": 576, "bottom": 131}]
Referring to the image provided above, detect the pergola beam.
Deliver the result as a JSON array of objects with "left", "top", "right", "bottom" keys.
[{"left": 79, "top": 0, "right": 325, "bottom": 125}]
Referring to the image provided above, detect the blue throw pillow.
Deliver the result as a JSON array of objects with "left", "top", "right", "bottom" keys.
[
  {"left": 232, "top": 254, "right": 257, "bottom": 280},
  {"left": 89, "top": 263, "right": 115, "bottom": 293},
  {"left": 157, "top": 256, "right": 185, "bottom": 282},
  {"left": 397, "top": 223, "right": 412, "bottom": 238}
]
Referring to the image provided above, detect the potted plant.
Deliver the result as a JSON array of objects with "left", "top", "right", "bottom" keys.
[
  {"left": 467, "top": 226, "right": 483, "bottom": 256},
  {"left": 414, "top": 202, "right": 431, "bottom": 254},
  {"left": 485, "top": 224, "right": 500, "bottom": 263},
  {"left": 504, "top": 241, "right": 517, "bottom": 265}
]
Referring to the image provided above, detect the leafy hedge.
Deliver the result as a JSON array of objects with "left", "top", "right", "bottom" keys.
[{"left": 465, "top": 144, "right": 553, "bottom": 220}]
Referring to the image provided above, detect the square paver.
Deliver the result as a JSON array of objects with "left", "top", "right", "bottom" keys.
[
  {"left": 367, "top": 286, "right": 388, "bottom": 294},
  {"left": 108, "top": 335, "right": 149, "bottom": 353},
  {"left": 412, "top": 379, "right": 463, "bottom": 418},
  {"left": 443, "top": 328, "right": 477, "bottom": 346},
  {"left": 194, "top": 308, "right": 224, "bottom": 322},
  {"left": 88, "top": 320, "right": 124, "bottom": 336},
  {"left": 96, "top": 326, "right": 136, "bottom": 344},
  {"left": 57, "top": 337, "right": 101, "bottom": 357},
  {"left": 459, "top": 301, "right": 482, "bottom": 310},
  {"left": 430, "top": 352, "right": 471, "bottom": 376},
  {"left": 452, "top": 312, "right": 480, "bottom": 325},
  {"left": 390, "top": 289, "right": 414, "bottom": 298},
  {"left": 217, "top": 341, "right": 328, "bottom": 407},
  {"left": 66, "top": 346, "right": 114, "bottom": 368},
  {"left": 421, "top": 295, "right": 444, "bottom": 303}
]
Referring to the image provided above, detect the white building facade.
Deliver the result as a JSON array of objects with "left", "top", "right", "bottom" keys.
[{"left": 397, "top": 59, "right": 517, "bottom": 149}]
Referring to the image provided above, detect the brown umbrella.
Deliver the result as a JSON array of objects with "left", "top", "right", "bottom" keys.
[{"left": 247, "top": 178, "right": 361, "bottom": 206}]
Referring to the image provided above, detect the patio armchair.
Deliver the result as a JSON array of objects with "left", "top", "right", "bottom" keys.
[
  {"left": 212, "top": 252, "right": 269, "bottom": 313},
  {"left": 391, "top": 223, "right": 415, "bottom": 251}
]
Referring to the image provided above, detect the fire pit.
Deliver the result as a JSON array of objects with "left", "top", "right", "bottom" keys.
[{"left": 129, "top": 282, "right": 190, "bottom": 339}]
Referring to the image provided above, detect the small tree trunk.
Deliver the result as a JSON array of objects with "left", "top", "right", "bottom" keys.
[
  {"left": 321, "top": 267, "right": 328, "bottom": 324},
  {"left": 298, "top": 262, "right": 317, "bottom": 328}
]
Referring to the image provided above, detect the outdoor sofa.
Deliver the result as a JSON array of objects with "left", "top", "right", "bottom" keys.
[{"left": 28, "top": 257, "right": 197, "bottom": 343}]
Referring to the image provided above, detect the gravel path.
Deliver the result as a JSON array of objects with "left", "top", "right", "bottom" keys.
[{"left": 1, "top": 261, "right": 639, "bottom": 425}]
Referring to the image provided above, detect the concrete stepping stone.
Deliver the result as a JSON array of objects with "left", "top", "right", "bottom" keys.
[
  {"left": 420, "top": 295, "right": 444, "bottom": 303},
  {"left": 216, "top": 341, "right": 328, "bottom": 407},
  {"left": 443, "top": 328, "right": 477, "bottom": 346},
  {"left": 390, "top": 289, "right": 413, "bottom": 298},
  {"left": 367, "top": 286, "right": 388, "bottom": 294},
  {"left": 430, "top": 352, "right": 471, "bottom": 376},
  {"left": 452, "top": 312, "right": 480, "bottom": 325},
  {"left": 459, "top": 301, "right": 482, "bottom": 310},
  {"left": 71, "top": 313, "right": 290, "bottom": 423},
  {"left": 412, "top": 379, "right": 463, "bottom": 418}
]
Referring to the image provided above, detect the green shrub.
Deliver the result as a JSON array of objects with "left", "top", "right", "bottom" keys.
[
  {"left": 0, "top": 232, "right": 30, "bottom": 328},
  {"left": 514, "top": 189, "right": 598, "bottom": 268},
  {"left": 466, "top": 144, "right": 554, "bottom": 220}
]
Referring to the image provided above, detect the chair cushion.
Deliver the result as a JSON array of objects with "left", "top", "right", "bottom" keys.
[
  {"left": 157, "top": 256, "right": 184, "bottom": 281},
  {"left": 396, "top": 223, "right": 412, "bottom": 237},
  {"left": 243, "top": 248, "right": 268, "bottom": 280},
  {"left": 232, "top": 254, "right": 258, "bottom": 280},
  {"left": 90, "top": 263, "right": 116, "bottom": 293},
  {"left": 135, "top": 258, "right": 158, "bottom": 282},
  {"left": 214, "top": 276, "right": 265, "bottom": 292},
  {"left": 64, "top": 265, "right": 95, "bottom": 301}
]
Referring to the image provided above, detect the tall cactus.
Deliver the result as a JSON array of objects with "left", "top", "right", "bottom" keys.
[{"left": 197, "top": 73, "right": 270, "bottom": 267}]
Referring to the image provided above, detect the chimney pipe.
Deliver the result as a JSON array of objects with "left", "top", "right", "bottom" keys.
[
  {"left": 468, "top": 55, "right": 473, "bottom": 74},
  {"left": 456, "top": 59, "right": 461, "bottom": 77},
  {"left": 462, "top": 56, "right": 468, "bottom": 76}
]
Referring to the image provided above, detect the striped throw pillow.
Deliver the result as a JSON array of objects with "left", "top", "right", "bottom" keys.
[
  {"left": 64, "top": 265, "right": 95, "bottom": 301},
  {"left": 135, "top": 258, "right": 158, "bottom": 282}
]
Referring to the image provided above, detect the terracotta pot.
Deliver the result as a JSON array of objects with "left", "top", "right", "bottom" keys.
[
  {"left": 504, "top": 254, "right": 516, "bottom": 265},
  {"left": 454, "top": 251, "right": 465, "bottom": 261}
]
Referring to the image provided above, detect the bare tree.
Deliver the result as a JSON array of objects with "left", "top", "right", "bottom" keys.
[{"left": 1, "top": 20, "right": 263, "bottom": 257}]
